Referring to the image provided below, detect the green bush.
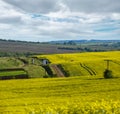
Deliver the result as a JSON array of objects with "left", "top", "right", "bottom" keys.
[
  {"left": 42, "top": 65, "right": 54, "bottom": 77},
  {"left": 43, "top": 75, "right": 48, "bottom": 78},
  {"left": 104, "top": 69, "right": 113, "bottom": 79}
]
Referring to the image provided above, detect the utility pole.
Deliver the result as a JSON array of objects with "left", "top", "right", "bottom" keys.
[{"left": 104, "top": 60, "right": 111, "bottom": 70}]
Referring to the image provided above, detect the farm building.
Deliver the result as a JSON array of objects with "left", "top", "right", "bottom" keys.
[
  {"left": 31, "top": 57, "right": 50, "bottom": 65},
  {"left": 40, "top": 58, "right": 50, "bottom": 65}
]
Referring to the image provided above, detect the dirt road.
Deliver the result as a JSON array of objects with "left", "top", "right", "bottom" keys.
[{"left": 51, "top": 64, "right": 65, "bottom": 77}]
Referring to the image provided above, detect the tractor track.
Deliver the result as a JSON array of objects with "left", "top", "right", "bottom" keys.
[{"left": 80, "top": 63, "right": 96, "bottom": 76}]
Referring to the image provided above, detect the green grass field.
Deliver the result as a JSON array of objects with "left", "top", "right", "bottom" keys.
[
  {"left": 0, "top": 57, "right": 46, "bottom": 78},
  {"left": 0, "top": 57, "right": 24, "bottom": 69},
  {"left": 0, "top": 71, "right": 26, "bottom": 77}
]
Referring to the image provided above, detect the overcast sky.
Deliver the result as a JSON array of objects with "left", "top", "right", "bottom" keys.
[{"left": 0, "top": 0, "right": 120, "bottom": 42}]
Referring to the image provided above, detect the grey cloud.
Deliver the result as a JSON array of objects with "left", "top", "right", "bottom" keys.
[
  {"left": 3, "top": 0, "right": 120, "bottom": 14},
  {"left": 63, "top": 0, "right": 120, "bottom": 13},
  {"left": 3, "top": 0, "right": 61, "bottom": 13},
  {"left": 0, "top": 16, "right": 23, "bottom": 24}
]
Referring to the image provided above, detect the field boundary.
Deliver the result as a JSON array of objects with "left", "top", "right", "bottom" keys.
[{"left": 0, "top": 68, "right": 26, "bottom": 72}]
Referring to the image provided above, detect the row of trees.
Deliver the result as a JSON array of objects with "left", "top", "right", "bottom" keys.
[{"left": 58, "top": 47, "right": 104, "bottom": 52}]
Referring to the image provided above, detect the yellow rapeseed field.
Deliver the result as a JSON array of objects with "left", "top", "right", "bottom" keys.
[
  {"left": 38, "top": 51, "right": 120, "bottom": 77},
  {"left": 0, "top": 76, "right": 120, "bottom": 113},
  {"left": 38, "top": 51, "right": 120, "bottom": 64}
]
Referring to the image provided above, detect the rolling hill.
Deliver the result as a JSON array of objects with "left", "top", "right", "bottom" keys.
[
  {"left": 0, "top": 39, "right": 120, "bottom": 56},
  {"left": 38, "top": 51, "right": 120, "bottom": 78},
  {"left": 0, "top": 51, "right": 120, "bottom": 113}
]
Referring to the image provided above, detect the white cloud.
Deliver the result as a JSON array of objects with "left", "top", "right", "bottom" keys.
[
  {"left": 0, "top": 0, "right": 120, "bottom": 41},
  {"left": 111, "top": 13, "right": 120, "bottom": 20}
]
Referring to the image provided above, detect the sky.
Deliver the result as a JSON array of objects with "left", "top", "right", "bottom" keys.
[{"left": 0, "top": 0, "right": 120, "bottom": 42}]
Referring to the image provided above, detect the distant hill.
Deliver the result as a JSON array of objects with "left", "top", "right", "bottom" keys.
[
  {"left": 50, "top": 39, "right": 120, "bottom": 44},
  {"left": 0, "top": 39, "right": 83, "bottom": 56},
  {"left": 0, "top": 39, "right": 120, "bottom": 56}
]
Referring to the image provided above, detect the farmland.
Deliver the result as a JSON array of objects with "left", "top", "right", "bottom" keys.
[
  {"left": 0, "top": 76, "right": 120, "bottom": 113},
  {"left": 0, "top": 51, "right": 120, "bottom": 113},
  {"left": 0, "top": 57, "right": 45, "bottom": 79},
  {"left": 0, "top": 39, "right": 120, "bottom": 56},
  {"left": 38, "top": 51, "right": 120, "bottom": 78}
]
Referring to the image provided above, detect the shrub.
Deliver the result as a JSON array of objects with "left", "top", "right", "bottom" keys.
[
  {"left": 104, "top": 69, "right": 113, "bottom": 79},
  {"left": 42, "top": 65, "right": 54, "bottom": 77},
  {"left": 43, "top": 75, "right": 48, "bottom": 78}
]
